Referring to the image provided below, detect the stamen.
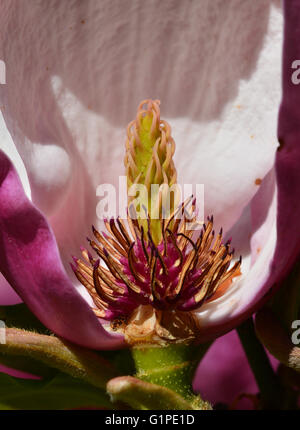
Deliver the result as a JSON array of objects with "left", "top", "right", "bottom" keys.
[
  {"left": 116, "top": 217, "right": 133, "bottom": 247},
  {"left": 150, "top": 253, "right": 160, "bottom": 301},
  {"left": 177, "top": 232, "right": 197, "bottom": 252},
  {"left": 93, "top": 226, "right": 125, "bottom": 258},
  {"left": 128, "top": 242, "right": 147, "bottom": 283},
  {"left": 92, "top": 261, "right": 115, "bottom": 303},
  {"left": 147, "top": 230, "right": 168, "bottom": 276},
  {"left": 74, "top": 196, "right": 242, "bottom": 344},
  {"left": 104, "top": 249, "right": 142, "bottom": 295},
  {"left": 109, "top": 218, "right": 130, "bottom": 252},
  {"left": 166, "top": 228, "right": 183, "bottom": 266},
  {"left": 140, "top": 226, "right": 150, "bottom": 264}
]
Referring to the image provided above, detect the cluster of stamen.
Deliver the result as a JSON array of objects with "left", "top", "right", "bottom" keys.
[{"left": 71, "top": 198, "right": 241, "bottom": 344}]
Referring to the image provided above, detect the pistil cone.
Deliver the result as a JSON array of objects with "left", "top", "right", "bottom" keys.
[{"left": 124, "top": 99, "right": 177, "bottom": 244}]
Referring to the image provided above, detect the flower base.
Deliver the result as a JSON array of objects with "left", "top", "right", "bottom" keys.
[{"left": 131, "top": 342, "right": 211, "bottom": 409}]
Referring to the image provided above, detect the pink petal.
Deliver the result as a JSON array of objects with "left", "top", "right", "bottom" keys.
[
  {"left": 193, "top": 330, "right": 278, "bottom": 409},
  {"left": 194, "top": 331, "right": 258, "bottom": 409},
  {"left": 276, "top": 0, "right": 300, "bottom": 277},
  {"left": 193, "top": 0, "right": 300, "bottom": 339},
  {"left": 0, "top": 364, "right": 39, "bottom": 380},
  {"left": 0, "top": 150, "right": 124, "bottom": 350},
  {"left": 0, "top": 273, "right": 21, "bottom": 305},
  {"left": 193, "top": 169, "right": 277, "bottom": 336},
  {"left": 0, "top": 111, "right": 30, "bottom": 303}
]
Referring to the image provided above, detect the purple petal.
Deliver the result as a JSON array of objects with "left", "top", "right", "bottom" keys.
[
  {"left": 0, "top": 273, "right": 21, "bottom": 305},
  {"left": 237, "top": 0, "right": 300, "bottom": 315},
  {"left": 0, "top": 364, "right": 39, "bottom": 380},
  {"left": 193, "top": 330, "right": 279, "bottom": 409},
  {"left": 0, "top": 150, "right": 124, "bottom": 350},
  {"left": 276, "top": 0, "right": 300, "bottom": 276}
]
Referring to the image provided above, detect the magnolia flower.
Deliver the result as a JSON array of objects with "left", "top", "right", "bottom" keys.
[
  {"left": 0, "top": 1, "right": 299, "bottom": 355},
  {"left": 71, "top": 99, "right": 242, "bottom": 345}
]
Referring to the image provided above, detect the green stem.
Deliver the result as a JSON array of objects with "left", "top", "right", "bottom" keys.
[
  {"left": 237, "top": 318, "right": 283, "bottom": 409},
  {"left": 131, "top": 343, "right": 209, "bottom": 406},
  {"left": 0, "top": 328, "right": 118, "bottom": 389}
]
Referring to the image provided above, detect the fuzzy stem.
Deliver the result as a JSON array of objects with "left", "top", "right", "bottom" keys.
[
  {"left": 0, "top": 328, "right": 118, "bottom": 389},
  {"left": 130, "top": 342, "right": 210, "bottom": 409},
  {"left": 237, "top": 318, "right": 283, "bottom": 409}
]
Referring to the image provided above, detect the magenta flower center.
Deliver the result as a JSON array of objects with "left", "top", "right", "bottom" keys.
[{"left": 71, "top": 199, "right": 241, "bottom": 331}]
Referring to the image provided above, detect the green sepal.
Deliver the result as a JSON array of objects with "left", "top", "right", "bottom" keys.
[{"left": 107, "top": 375, "right": 211, "bottom": 410}]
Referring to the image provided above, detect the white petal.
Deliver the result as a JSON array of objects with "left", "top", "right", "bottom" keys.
[
  {"left": 0, "top": 1, "right": 282, "bottom": 314},
  {"left": 194, "top": 168, "right": 277, "bottom": 329},
  {"left": 0, "top": 1, "right": 282, "bottom": 231}
]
